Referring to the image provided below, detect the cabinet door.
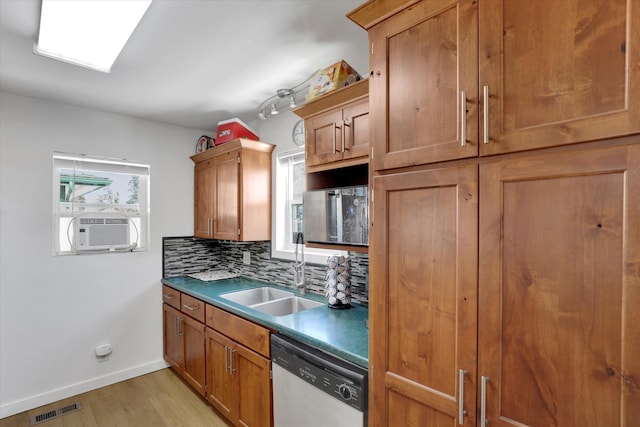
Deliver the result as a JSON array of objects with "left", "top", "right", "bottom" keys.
[
  {"left": 370, "top": 164, "right": 478, "bottom": 426},
  {"left": 214, "top": 151, "right": 239, "bottom": 240},
  {"left": 163, "top": 304, "right": 184, "bottom": 373},
  {"left": 182, "top": 315, "right": 206, "bottom": 397},
  {"left": 369, "top": 0, "right": 478, "bottom": 170},
  {"left": 205, "top": 328, "right": 235, "bottom": 420},
  {"left": 305, "top": 109, "right": 345, "bottom": 167},
  {"left": 194, "top": 159, "right": 214, "bottom": 238},
  {"left": 234, "top": 344, "right": 272, "bottom": 427},
  {"left": 479, "top": 0, "right": 640, "bottom": 155},
  {"left": 342, "top": 98, "right": 370, "bottom": 161},
  {"left": 478, "top": 143, "right": 640, "bottom": 426}
]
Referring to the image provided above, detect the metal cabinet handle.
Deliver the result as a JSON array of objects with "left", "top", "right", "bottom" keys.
[
  {"left": 460, "top": 91, "right": 467, "bottom": 147},
  {"left": 183, "top": 303, "right": 198, "bottom": 311},
  {"left": 483, "top": 85, "right": 490, "bottom": 144},
  {"left": 459, "top": 369, "right": 467, "bottom": 424},
  {"left": 176, "top": 317, "right": 183, "bottom": 336},
  {"left": 229, "top": 347, "right": 236, "bottom": 375},
  {"left": 332, "top": 123, "right": 339, "bottom": 154},
  {"left": 163, "top": 294, "right": 175, "bottom": 300},
  {"left": 342, "top": 119, "right": 351, "bottom": 152},
  {"left": 481, "top": 376, "right": 489, "bottom": 427},
  {"left": 224, "top": 346, "right": 229, "bottom": 373}
]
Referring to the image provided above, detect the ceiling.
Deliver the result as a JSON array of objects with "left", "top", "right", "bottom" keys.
[{"left": 0, "top": 0, "right": 369, "bottom": 132}]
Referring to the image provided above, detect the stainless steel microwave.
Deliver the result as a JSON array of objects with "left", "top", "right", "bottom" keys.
[{"left": 303, "top": 185, "right": 369, "bottom": 246}]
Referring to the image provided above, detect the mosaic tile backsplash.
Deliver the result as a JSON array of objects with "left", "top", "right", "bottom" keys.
[{"left": 163, "top": 237, "right": 369, "bottom": 306}]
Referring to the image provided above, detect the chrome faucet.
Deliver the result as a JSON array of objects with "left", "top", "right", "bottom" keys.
[{"left": 292, "top": 232, "right": 306, "bottom": 295}]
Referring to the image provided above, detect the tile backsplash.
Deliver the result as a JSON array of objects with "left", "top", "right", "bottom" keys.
[{"left": 163, "top": 237, "right": 369, "bottom": 306}]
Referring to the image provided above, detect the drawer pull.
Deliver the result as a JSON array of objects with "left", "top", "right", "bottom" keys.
[
  {"left": 183, "top": 303, "right": 199, "bottom": 311},
  {"left": 163, "top": 294, "right": 175, "bottom": 300}
]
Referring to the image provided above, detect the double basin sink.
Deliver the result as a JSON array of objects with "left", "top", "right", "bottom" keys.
[{"left": 220, "top": 287, "right": 324, "bottom": 317}]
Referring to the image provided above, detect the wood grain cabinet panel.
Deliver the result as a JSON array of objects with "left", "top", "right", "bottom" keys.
[
  {"left": 367, "top": 0, "right": 479, "bottom": 169},
  {"left": 352, "top": 0, "right": 639, "bottom": 169},
  {"left": 294, "top": 79, "right": 370, "bottom": 173},
  {"left": 479, "top": 0, "right": 640, "bottom": 155},
  {"left": 162, "top": 291, "right": 206, "bottom": 397},
  {"left": 370, "top": 164, "right": 478, "bottom": 426},
  {"left": 478, "top": 143, "right": 640, "bottom": 427},
  {"left": 206, "top": 304, "right": 273, "bottom": 426},
  {"left": 191, "top": 139, "right": 275, "bottom": 241},
  {"left": 163, "top": 304, "right": 184, "bottom": 372},
  {"left": 194, "top": 159, "right": 215, "bottom": 238}
]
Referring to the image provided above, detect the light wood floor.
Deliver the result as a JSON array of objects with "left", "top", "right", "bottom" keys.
[{"left": 0, "top": 368, "right": 231, "bottom": 427}]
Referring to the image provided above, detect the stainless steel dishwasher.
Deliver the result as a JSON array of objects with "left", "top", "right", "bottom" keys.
[{"left": 271, "top": 333, "right": 367, "bottom": 427}]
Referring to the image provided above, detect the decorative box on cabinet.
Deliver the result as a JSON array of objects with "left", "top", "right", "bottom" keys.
[
  {"left": 191, "top": 138, "right": 275, "bottom": 241},
  {"left": 349, "top": 0, "right": 640, "bottom": 170},
  {"left": 293, "top": 79, "right": 369, "bottom": 173}
]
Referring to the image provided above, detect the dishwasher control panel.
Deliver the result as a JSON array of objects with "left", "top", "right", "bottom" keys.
[{"left": 271, "top": 334, "right": 367, "bottom": 412}]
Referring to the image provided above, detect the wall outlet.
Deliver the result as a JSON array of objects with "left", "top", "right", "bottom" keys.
[
  {"left": 242, "top": 251, "right": 251, "bottom": 265},
  {"left": 95, "top": 344, "right": 112, "bottom": 357}
]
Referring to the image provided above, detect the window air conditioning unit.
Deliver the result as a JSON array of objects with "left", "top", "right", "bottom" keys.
[{"left": 75, "top": 217, "right": 130, "bottom": 251}]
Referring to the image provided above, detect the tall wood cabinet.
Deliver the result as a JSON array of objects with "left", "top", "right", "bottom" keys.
[
  {"left": 348, "top": 0, "right": 640, "bottom": 425},
  {"left": 191, "top": 138, "right": 275, "bottom": 241}
]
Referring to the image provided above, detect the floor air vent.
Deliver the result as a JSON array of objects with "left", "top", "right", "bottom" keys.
[{"left": 30, "top": 402, "right": 83, "bottom": 425}]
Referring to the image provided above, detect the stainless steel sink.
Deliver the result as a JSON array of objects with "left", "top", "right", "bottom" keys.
[
  {"left": 220, "top": 287, "right": 293, "bottom": 306},
  {"left": 251, "top": 297, "right": 324, "bottom": 316},
  {"left": 220, "top": 287, "right": 324, "bottom": 316}
]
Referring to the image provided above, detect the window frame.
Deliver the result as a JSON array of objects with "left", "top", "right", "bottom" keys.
[
  {"left": 52, "top": 152, "right": 150, "bottom": 255},
  {"left": 272, "top": 148, "right": 346, "bottom": 265}
]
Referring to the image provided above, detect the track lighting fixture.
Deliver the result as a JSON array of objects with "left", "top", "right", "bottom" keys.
[{"left": 257, "top": 72, "right": 316, "bottom": 120}]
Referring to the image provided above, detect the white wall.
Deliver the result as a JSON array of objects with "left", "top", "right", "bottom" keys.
[{"left": 0, "top": 92, "right": 207, "bottom": 418}]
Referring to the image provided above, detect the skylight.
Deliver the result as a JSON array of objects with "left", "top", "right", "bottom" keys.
[{"left": 35, "top": 0, "right": 152, "bottom": 73}]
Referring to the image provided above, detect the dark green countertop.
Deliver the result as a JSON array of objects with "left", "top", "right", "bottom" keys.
[{"left": 161, "top": 275, "right": 369, "bottom": 368}]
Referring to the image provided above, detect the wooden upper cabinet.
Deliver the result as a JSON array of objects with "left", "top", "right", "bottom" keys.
[
  {"left": 479, "top": 0, "right": 640, "bottom": 155},
  {"left": 194, "top": 159, "right": 215, "bottom": 238},
  {"left": 213, "top": 150, "right": 240, "bottom": 240},
  {"left": 191, "top": 139, "right": 275, "bottom": 241},
  {"left": 365, "top": 0, "right": 479, "bottom": 170},
  {"left": 293, "top": 79, "right": 370, "bottom": 173}
]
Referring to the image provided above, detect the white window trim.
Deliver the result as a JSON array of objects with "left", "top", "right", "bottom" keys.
[
  {"left": 52, "top": 152, "right": 150, "bottom": 255},
  {"left": 272, "top": 148, "right": 346, "bottom": 265}
]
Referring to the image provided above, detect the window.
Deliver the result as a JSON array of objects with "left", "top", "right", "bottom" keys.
[
  {"left": 52, "top": 153, "right": 150, "bottom": 255},
  {"left": 272, "top": 149, "right": 345, "bottom": 264}
]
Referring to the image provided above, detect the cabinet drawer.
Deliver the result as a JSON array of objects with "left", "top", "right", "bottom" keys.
[
  {"left": 181, "top": 294, "right": 205, "bottom": 323},
  {"left": 206, "top": 304, "right": 271, "bottom": 358},
  {"left": 162, "top": 285, "right": 181, "bottom": 310}
]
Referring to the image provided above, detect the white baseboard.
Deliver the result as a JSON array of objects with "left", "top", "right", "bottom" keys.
[{"left": 0, "top": 359, "right": 169, "bottom": 419}]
